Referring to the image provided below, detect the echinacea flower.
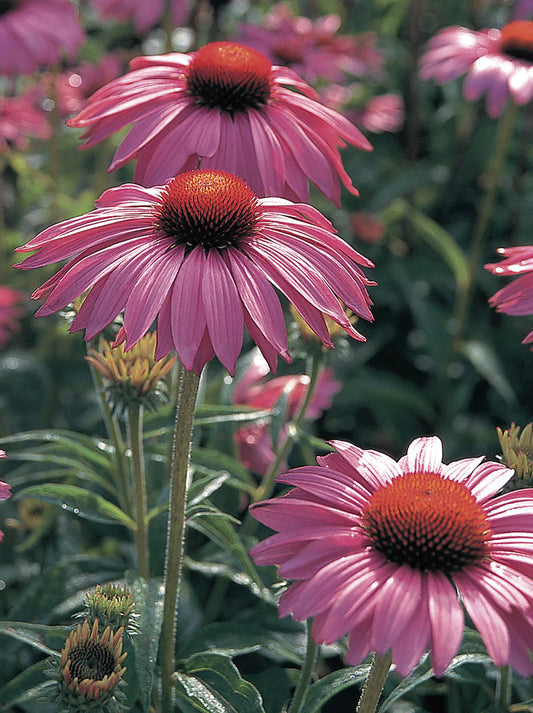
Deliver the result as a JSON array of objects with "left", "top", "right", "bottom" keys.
[
  {"left": 16, "top": 169, "right": 374, "bottom": 376},
  {"left": 233, "top": 350, "right": 340, "bottom": 475},
  {"left": 66, "top": 41, "right": 372, "bottom": 205},
  {"left": 0, "top": 93, "right": 51, "bottom": 153},
  {"left": 81, "top": 583, "right": 138, "bottom": 636},
  {"left": 236, "top": 3, "right": 383, "bottom": 84},
  {"left": 0, "top": 285, "right": 25, "bottom": 348},
  {"left": 420, "top": 21, "right": 533, "bottom": 117},
  {"left": 497, "top": 423, "right": 533, "bottom": 487},
  {"left": 250, "top": 436, "right": 533, "bottom": 676},
  {"left": 90, "top": 0, "right": 189, "bottom": 34},
  {"left": 485, "top": 245, "right": 533, "bottom": 345},
  {"left": 0, "top": 0, "right": 84, "bottom": 77},
  {"left": 86, "top": 332, "right": 176, "bottom": 411},
  {"left": 57, "top": 618, "right": 127, "bottom": 712}
]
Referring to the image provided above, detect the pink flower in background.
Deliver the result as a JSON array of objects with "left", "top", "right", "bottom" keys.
[
  {"left": 486, "top": 246, "right": 533, "bottom": 347},
  {"left": 251, "top": 436, "right": 533, "bottom": 676},
  {"left": 0, "top": 286, "right": 25, "bottom": 348},
  {"left": 67, "top": 41, "right": 373, "bottom": 205},
  {"left": 353, "top": 94, "right": 405, "bottom": 134},
  {"left": 420, "top": 21, "right": 533, "bottom": 117},
  {"left": 350, "top": 212, "right": 385, "bottom": 244},
  {"left": 0, "top": 450, "right": 11, "bottom": 543},
  {"left": 40, "top": 54, "right": 124, "bottom": 118},
  {"left": 513, "top": 0, "right": 533, "bottom": 20},
  {"left": 16, "top": 169, "right": 374, "bottom": 375},
  {"left": 0, "top": 451, "right": 11, "bottom": 501},
  {"left": 0, "top": 0, "right": 85, "bottom": 76},
  {"left": 233, "top": 350, "right": 340, "bottom": 475},
  {"left": 236, "top": 3, "right": 383, "bottom": 84},
  {"left": 90, "top": 0, "right": 189, "bottom": 33},
  {"left": 0, "top": 93, "right": 51, "bottom": 153}
]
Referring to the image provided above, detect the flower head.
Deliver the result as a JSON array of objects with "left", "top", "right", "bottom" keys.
[
  {"left": 90, "top": 0, "right": 189, "bottom": 34},
  {"left": 0, "top": 286, "right": 25, "bottom": 348},
  {"left": 57, "top": 618, "right": 127, "bottom": 712},
  {"left": 0, "top": 93, "right": 51, "bottom": 154},
  {"left": 420, "top": 21, "right": 533, "bottom": 117},
  {"left": 497, "top": 423, "right": 533, "bottom": 486},
  {"left": 16, "top": 169, "right": 374, "bottom": 376},
  {"left": 233, "top": 350, "right": 340, "bottom": 475},
  {"left": 81, "top": 583, "right": 138, "bottom": 635},
  {"left": 67, "top": 41, "right": 372, "bottom": 205},
  {"left": 250, "top": 436, "right": 533, "bottom": 677},
  {"left": 0, "top": 0, "right": 84, "bottom": 77},
  {"left": 485, "top": 245, "right": 533, "bottom": 346},
  {"left": 236, "top": 4, "right": 383, "bottom": 84},
  {"left": 86, "top": 332, "right": 176, "bottom": 411}
]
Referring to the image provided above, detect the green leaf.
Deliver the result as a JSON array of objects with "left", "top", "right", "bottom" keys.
[
  {"left": 461, "top": 339, "right": 517, "bottom": 404},
  {"left": 0, "top": 429, "right": 114, "bottom": 470},
  {"left": 188, "top": 512, "right": 268, "bottom": 597},
  {"left": 188, "top": 472, "right": 230, "bottom": 508},
  {"left": 16, "top": 483, "right": 134, "bottom": 529},
  {"left": 173, "top": 652, "right": 266, "bottom": 713},
  {"left": 128, "top": 577, "right": 165, "bottom": 713},
  {"left": 0, "top": 658, "right": 56, "bottom": 707},
  {"left": 401, "top": 201, "right": 469, "bottom": 289},
  {"left": 191, "top": 448, "right": 255, "bottom": 487},
  {"left": 305, "top": 664, "right": 371, "bottom": 713},
  {"left": 193, "top": 404, "right": 272, "bottom": 427},
  {"left": 0, "top": 621, "right": 69, "bottom": 656}
]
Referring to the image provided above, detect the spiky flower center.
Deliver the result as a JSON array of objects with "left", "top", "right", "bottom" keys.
[
  {"left": 0, "top": 0, "right": 17, "bottom": 15},
  {"left": 186, "top": 42, "right": 273, "bottom": 112},
  {"left": 500, "top": 21, "right": 533, "bottom": 63},
  {"left": 69, "top": 641, "right": 117, "bottom": 681},
  {"left": 156, "top": 170, "right": 260, "bottom": 251},
  {"left": 361, "top": 472, "right": 491, "bottom": 574}
]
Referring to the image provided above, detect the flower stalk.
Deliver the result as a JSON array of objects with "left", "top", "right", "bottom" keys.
[
  {"left": 252, "top": 350, "right": 324, "bottom": 506},
  {"left": 128, "top": 402, "right": 149, "bottom": 579},
  {"left": 453, "top": 99, "right": 519, "bottom": 349},
  {"left": 287, "top": 620, "right": 318, "bottom": 713},
  {"left": 160, "top": 366, "right": 201, "bottom": 713},
  {"left": 356, "top": 652, "right": 392, "bottom": 713}
]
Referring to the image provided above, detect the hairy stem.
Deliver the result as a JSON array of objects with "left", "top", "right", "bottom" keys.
[{"left": 160, "top": 367, "right": 201, "bottom": 713}]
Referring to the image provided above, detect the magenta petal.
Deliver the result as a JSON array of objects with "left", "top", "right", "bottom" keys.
[
  {"left": 202, "top": 251, "right": 244, "bottom": 376},
  {"left": 404, "top": 436, "right": 443, "bottom": 474},
  {"left": 427, "top": 572, "right": 464, "bottom": 676},
  {"left": 170, "top": 247, "right": 207, "bottom": 370}
]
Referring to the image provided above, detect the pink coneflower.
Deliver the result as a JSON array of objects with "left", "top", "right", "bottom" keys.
[
  {"left": 486, "top": 246, "right": 533, "bottom": 347},
  {"left": 350, "top": 212, "right": 385, "bottom": 244},
  {"left": 0, "top": 0, "right": 84, "bottom": 77},
  {"left": 66, "top": 41, "right": 373, "bottom": 205},
  {"left": 0, "top": 93, "right": 51, "bottom": 153},
  {"left": 0, "top": 286, "right": 25, "bottom": 348},
  {"left": 89, "top": 0, "right": 189, "bottom": 34},
  {"left": 250, "top": 436, "right": 533, "bottom": 676},
  {"left": 420, "top": 21, "right": 533, "bottom": 117},
  {"left": 15, "top": 169, "right": 374, "bottom": 376},
  {"left": 233, "top": 350, "right": 340, "bottom": 475},
  {"left": 236, "top": 3, "right": 383, "bottom": 84}
]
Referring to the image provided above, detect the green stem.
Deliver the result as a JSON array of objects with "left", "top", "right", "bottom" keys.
[
  {"left": 496, "top": 665, "right": 512, "bottom": 713},
  {"left": 127, "top": 402, "right": 149, "bottom": 579},
  {"left": 287, "top": 620, "right": 318, "bottom": 713},
  {"left": 160, "top": 367, "right": 201, "bottom": 713},
  {"left": 453, "top": 100, "right": 519, "bottom": 350},
  {"left": 86, "top": 355, "right": 132, "bottom": 516},
  {"left": 356, "top": 652, "right": 392, "bottom": 713},
  {"left": 253, "top": 351, "right": 323, "bottom": 506}
]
